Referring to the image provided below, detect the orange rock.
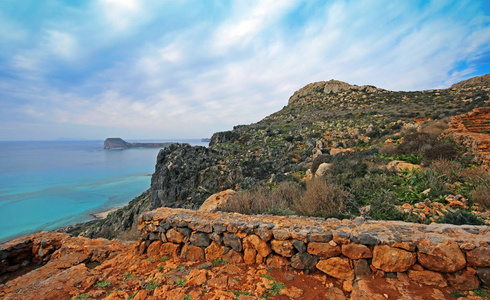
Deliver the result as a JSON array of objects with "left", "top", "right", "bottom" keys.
[
  {"left": 208, "top": 275, "right": 229, "bottom": 289},
  {"left": 146, "top": 241, "right": 162, "bottom": 258},
  {"left": 266, "top": 255, "right": 290, "bottom": 269},
  {"left": 372, "top": 245, "right": 416, "bottom": 272},
  {"left": 417, "top": 240, "right": 466, "bottom": 273},
  {"left": 446, "top": 269, "right": 481, "bottom": 291},
  {"left": 307, "top": 242, "right": 341, "bottom": 258},
  {"left": 407, "top": 270, "right": 447, "bottom": 287},
  {"left": 466, "top": 245, "right": 490, "bottom": 267},
  {"left": 186, "top": 269, "right": 208, "bottom": 286},
  {"left": 180, "top": 244, "right": 204, "bottom": 261},
  {"left": 222, "top": 250, "right": 243, "bottom": 264},
  {"left": 205, "top": 241, "right": 224, "bottom": 261},
  {"left": 281, "top": 286, "right": 304, "bottom": 298},
  {"left": 243, "top": 234, "right": 272, "bottom": 257},
  {"left": 270, "top": 240, "right": 294, "bottom": 257},
  {"left": 244, "top": 248, "right": 257, "bottom": 265},
  {"left": 160, "top": 243, "right": 181, "bottom": 259},
  {"left": 341, "top": 244, "right": 372, "bottom": 260},
  {"left": 198, "top": 189, "right": 237, "bottom": 212},
  {"left": 316, "top": 257, "right": 354, "bottom": 280},
  {"left": 165, "top": 228, "right": 185, "bottom": 244}
]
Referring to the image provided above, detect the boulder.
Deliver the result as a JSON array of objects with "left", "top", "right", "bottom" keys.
[
  {"left": 270, "top": 240, "right": 295, "bottom": 257},
  {"left": 341, "top": 243, "right": 372, "bottom": 260},
  {"left": 316, "top": 257, "right": 354, "bottom": 280},
  {"left": 417, "top": 240, "right": 466, "bottom": 273},
  {"left": 445, "top": 269, "right": 480, "bottom": 291},
  {"left": 386, "top": 160, "right": 421, "bottom": 172},
  {"left": 466, "top": 245, "right": 490, "bottom": 267},
  {"left": 198, "top": 189, "right": 237, "bottom": 212},
  {"left": 372, "top": 245, "right": 416, "bottom": 272},
  {"left": 307, "top": 242, "right": 341, "bottom": 258}
]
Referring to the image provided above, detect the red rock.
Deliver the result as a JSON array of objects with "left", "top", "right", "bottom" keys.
[
  {"left": 316, "top": 257, "right": 354, "bottom": 280},
  {"left": 180, "top": 244, "right": 204, "bottom": 261},
  {"left": 350, "top": 279, "right": 385, "bottom": 300},
  {"left": 243, "top": 248, "right": 256, "bottom": 265},
  {"left": 341, "top": 244, "right": 372, "bottom": 259},
  {"left": 407, "top": 270, "right": 447, "bottom": 287},
  {"left": 146, "top": 241, "right": 162, "bottom": 258},
  {"left": 266, "top": 255, "right": 290, "bottom": 269},
  {"left": 208, "top": 275, "right": 229, "bottom": 289},
  {"left": 466, "top": 245, "right": 490, "bottom": 267},
  {"left": 270, "top": 240, "right": 294, "bottom": 257},
  {"left": 222, "top": 249, "right": 243, "bottom": 264},
  {"left": 325, "top": 286, "right": 347, "bottom": 300},
  {"left": 243, "top": 234, "right": 272, "bottom": 257},
  {"left": 185, "top": 269, "right": 208, "bottom": 286},
  {"left": 307, "top": 242, "right": 341, "bottom": 258},
  {"left": 446, "top": 269, "right": 481, "bottom": 291},
  {"left": 281, "top": 286, "right": 304, "bottom": 298},
  {"left": 165, "top": 228, "right": 185, "bottom": 244},
  {"left": 417, "top": 240, "right": 466, "bottom": 273},
  {"left": 372, "top": 245, "right": 416, "bottom": 272},
  {"left": 160, "top": 243, "right": 181, "bottom": 259},
  {"left": 205, "top": 241, "right": 223, "bottom": 261}
]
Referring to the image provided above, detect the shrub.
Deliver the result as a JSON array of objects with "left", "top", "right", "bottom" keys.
[
  {"left": 430, "top": 159, "right": 463, "bottom": 182},
  {"left": 293, "top": 179, "right": 348, "bottom": 218},
  {"left": 470, "top": 176, "right": 490, "bottom": 209},
  {"left": 422, "top": 143, "right": 458, "bottom": 161},
  {"left": 367, "top": 190, "right": 407, "bottom": 221},
  {"left": 438, "top": 210, "right": 484, "bottom": 225}
]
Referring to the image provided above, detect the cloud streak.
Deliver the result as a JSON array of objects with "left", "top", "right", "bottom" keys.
[{"left": 0, "top": 0, "right": 489, "bottom": 140}]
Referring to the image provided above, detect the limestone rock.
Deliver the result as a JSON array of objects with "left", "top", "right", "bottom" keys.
[
  {"left": 307, "top": 242, "right": 341, "bottom": 258},
  {"left": 198, "top": 189, "right": 237, "bottom": 212},
  {"left": 270, "top": 240, "right": 295, "bottom": 257},
  {"left": 417, "top": 240, "right": 466, "bottom": 273},
  {"left": 467, "top": 245, "right": 490, "bottom": 267},
  {"left": 243, "top": 234, "right": 272, "bottom": 257},
  {"left": 446, "top": 269, "right": 480, "bottom": 291},
  {"left": 316, "top": 257, "right": 354, "bottom": 280},
  {"left": 372, "top": 245, "right": 416, "bottom": 272},
  {"left": 407, "top": 270, "right": 447, "bottom": 287},
  {"left": 386, "top": 160, "right": 421, "bottom": 172},
  {"left": 341, "top": 243, "right": 372, "bottom": 260}
]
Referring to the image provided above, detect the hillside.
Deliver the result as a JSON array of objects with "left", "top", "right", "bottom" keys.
[{"left": 62, "top": 74, "right": 490, "bottom": 239}]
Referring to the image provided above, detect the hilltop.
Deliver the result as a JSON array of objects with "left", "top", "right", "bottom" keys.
[{"left": 62, "top": 74, "right": 490, "bottom": 239}]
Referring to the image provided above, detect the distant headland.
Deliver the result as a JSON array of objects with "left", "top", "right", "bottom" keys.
[{"left": 103, "top": 138, "right": 172, "bottom": 150}]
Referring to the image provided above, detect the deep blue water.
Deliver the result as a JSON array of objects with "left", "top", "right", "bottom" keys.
[{"left": 0, "top": 139, "right": 208, "bottom": 243}]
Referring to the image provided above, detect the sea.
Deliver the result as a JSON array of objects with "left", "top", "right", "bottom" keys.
[{"left": 0, "top": 139, "right": 208, "bottom": 243}]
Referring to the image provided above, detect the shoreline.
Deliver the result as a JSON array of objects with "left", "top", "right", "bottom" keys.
[{"left": 90, "top": 207, "right": 121, "bottom": 219}]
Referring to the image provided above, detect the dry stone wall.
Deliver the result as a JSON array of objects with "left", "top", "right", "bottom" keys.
[{"left": 137, "top": 208, "right": 490, "bottom": 290}]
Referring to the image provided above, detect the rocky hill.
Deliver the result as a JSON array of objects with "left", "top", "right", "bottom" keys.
[{"left": 62, "top": 74, "right": 490, "bottom": 239}]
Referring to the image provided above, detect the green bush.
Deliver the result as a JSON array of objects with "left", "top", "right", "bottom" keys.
[{"left": 438, "top": 210, "right": 484, "bottom": 226}]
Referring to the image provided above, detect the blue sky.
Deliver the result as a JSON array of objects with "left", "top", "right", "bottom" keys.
[{"left": 0, "top": 0, "right": 489, "bottom": 141}]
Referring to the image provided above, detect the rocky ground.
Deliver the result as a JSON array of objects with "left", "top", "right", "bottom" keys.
[{"left": 2, "top": 232, "right": 488, "bottom": 300}]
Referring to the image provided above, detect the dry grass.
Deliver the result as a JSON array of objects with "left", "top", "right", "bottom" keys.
[
  {"left": 222, "top": 179, "right": 348, "bottom": 218},
  {"left": 430, "top": 159, "right": 463, "bottom": 182},
  {"left": 466, "top": 165, "right": 490, "bottom": 209},
  {"left": 293, "top": 178, "right": 347, "bottom": 218}
]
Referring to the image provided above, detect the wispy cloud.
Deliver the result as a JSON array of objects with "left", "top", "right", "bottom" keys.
[{"left": 0, "top": 0, "right": 489, "bottom": 140}]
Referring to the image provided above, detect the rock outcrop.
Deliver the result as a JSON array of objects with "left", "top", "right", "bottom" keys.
[
  {"left": 103, "top": 138, "right": 171, "bottom": 150},
  {"left": 288, "top": 79, "right": 381, "bottom": 105},
  {"left": 444, "top": 107, "right": 490, "bottom": 165}
]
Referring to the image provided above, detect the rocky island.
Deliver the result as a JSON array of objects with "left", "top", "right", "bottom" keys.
[{"left": 103, "top": 138, "right": 172, "bottom": 150}]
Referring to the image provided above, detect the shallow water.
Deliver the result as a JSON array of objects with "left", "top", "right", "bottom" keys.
[{"left": 0, "top": 139, "right": 207, "bottom": 242}]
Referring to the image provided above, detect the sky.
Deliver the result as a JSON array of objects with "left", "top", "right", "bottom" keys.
[{"left": 0, "top": 0, "right": 489, "bottom": 141}]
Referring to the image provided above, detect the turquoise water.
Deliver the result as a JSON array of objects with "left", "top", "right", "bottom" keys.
[{"left": 0, "top": 140, "right": 207, "bottom": 243}]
